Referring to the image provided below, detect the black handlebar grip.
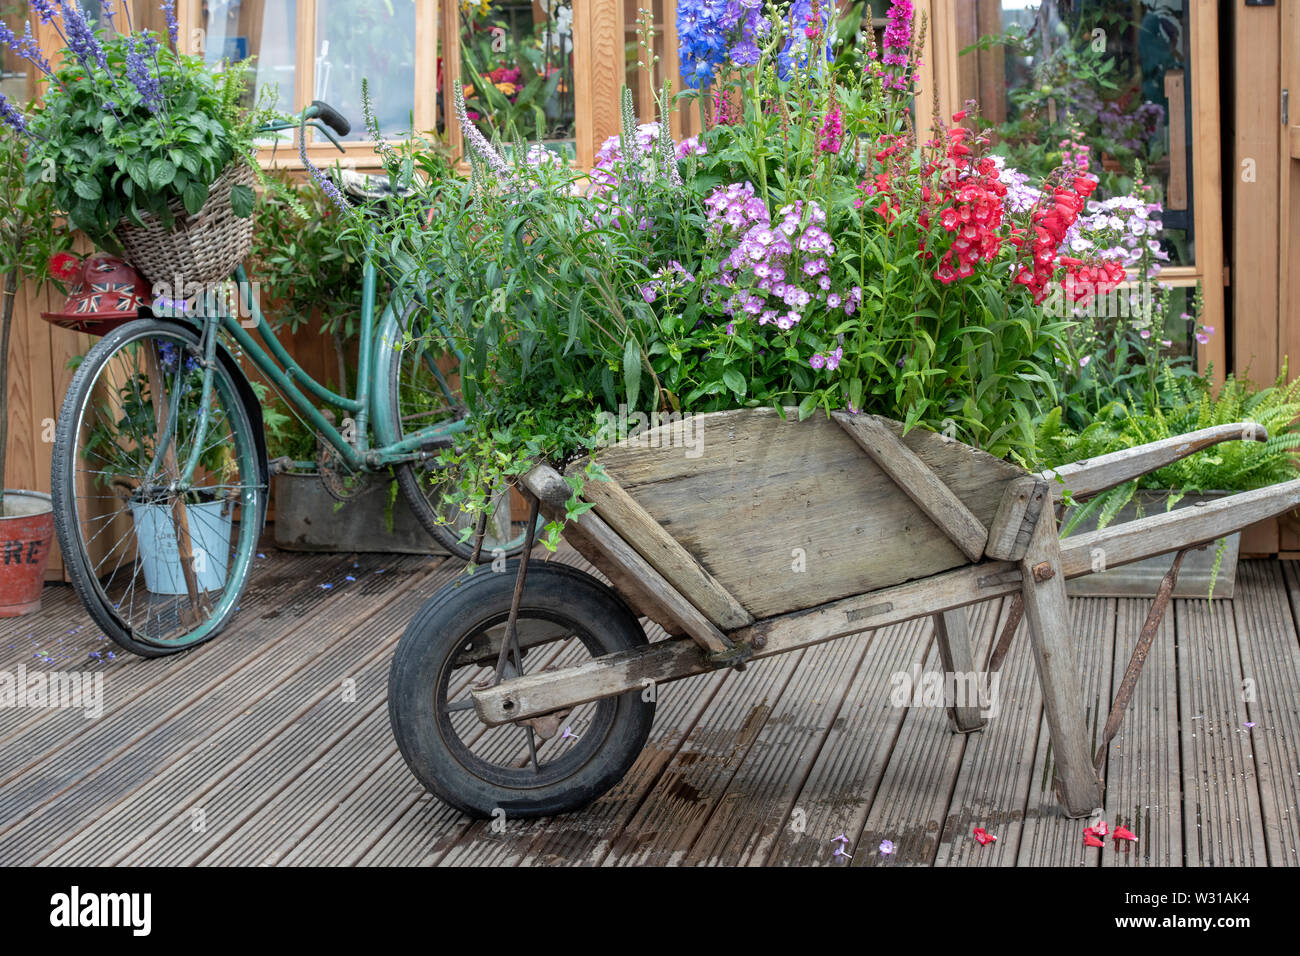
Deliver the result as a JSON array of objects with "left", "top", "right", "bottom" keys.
[{"left": 311, "top": 100, "right": 351, "bottom": 137}]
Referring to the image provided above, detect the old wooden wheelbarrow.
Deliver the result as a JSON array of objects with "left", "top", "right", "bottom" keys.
[{"left": 387, "top": 408, "right": 1300, "bottom": 819}]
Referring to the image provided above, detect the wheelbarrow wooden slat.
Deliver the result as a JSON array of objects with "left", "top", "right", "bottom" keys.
[
  {"left": 521, "top": 465, "right": 736, "bottom": 656},
  {"left": 1058, "top": 478, "right": 1300, "bottom": 577},
  {"left": 832, "top": 410, "right": 989, "bottom": 562},
  {"left": 571, "top": 471, "right": 754, "bottom": 630}
]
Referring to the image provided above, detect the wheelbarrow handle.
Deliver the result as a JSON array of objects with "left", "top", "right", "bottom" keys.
[
  {"left": 1059, "top": 476, "right": 1300, "bottom": 578},
  {"left": 1039, "top": 422, "right": 1268, "bottom": 502}
]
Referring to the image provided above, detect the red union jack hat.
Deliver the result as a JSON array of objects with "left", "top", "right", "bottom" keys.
[{"left": 41, "top": 254, "right": 152, "bottom": 335}]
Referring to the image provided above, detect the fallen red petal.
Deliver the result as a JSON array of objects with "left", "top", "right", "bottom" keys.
[
  {"left": 1113, "top": 825, "right": 1138, "bottom": 843},
  {"left": 972, "top": 827, "right": 997, "bottom": 845},
  {"left": 1083, "top": 833, "right": 1105, "bottom": 848}
]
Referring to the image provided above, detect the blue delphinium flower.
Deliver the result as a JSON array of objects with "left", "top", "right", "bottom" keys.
[
  {"left": 678, "top": 0, "right": 773, "bottom": 87},
  {"left": 777, "top": 0, "right": 833, "bottom": 81}
]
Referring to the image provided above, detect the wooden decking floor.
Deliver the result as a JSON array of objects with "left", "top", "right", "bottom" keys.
[{"left": 3, "top": 547, "right": 1299, "bottom": 866}]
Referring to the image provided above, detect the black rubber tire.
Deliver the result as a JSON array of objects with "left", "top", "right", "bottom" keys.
[
  {"left": 50, "top": 319, "right": 264, "bottom": 658},
  {"left": 388, "top": 561, "right": 656, "bottom": 818}
]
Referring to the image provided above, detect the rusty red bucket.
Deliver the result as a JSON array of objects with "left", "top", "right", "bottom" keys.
[{"left": 0, "top": 490, "right": 55, "bottom": 617}]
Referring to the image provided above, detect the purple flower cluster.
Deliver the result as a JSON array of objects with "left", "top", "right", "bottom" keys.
[
  {"left": 677, "top": 0, "right": 769, "bottom": 88},
  {"left": 880, "top": 0, "right": 914, "bottom": 90},
  {"left": 1071, "top": 194, "right": 1166, "bottom": 273},
  {"left": 0, "top": 91, "right": 27, "bottom": 134},
  {"left": 0, "top": 19, "right": 53, "bottom": 76},
  {"left": 125, "top": 36, "right": 163, "bottom": 112},
  {"left": 639, "top": 260, "right": 696, "bottom": 305},
  {"left": 60, "top": 1, "right": 108, "bottom": 74},
  {"left": 1099, "top": 100, "right": 1165, "bottom": 154},
  {"left": 705, "top": 183, "right": 860, "bottom": 333},
  {"left": 160, "top": 0, "right": 180, "bottom": 48},
  {"left": 589, "top": 121, "right": 701, "bottom": 230}
]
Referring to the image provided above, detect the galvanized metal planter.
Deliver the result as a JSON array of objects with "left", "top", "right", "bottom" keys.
[
  {"left": 272, "top": 473, "right": 443, "bottom": 555},
  {"left": 1064, "top": 492, "right": 1240, "bottom": 599}
]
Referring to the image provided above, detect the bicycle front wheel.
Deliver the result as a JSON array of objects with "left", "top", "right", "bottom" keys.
[
  {"left": 383, "top": 302, "right": 534, "bottom": 561},
  {"left": 51, "top": 320, "right": 265, "bottom": 657}
]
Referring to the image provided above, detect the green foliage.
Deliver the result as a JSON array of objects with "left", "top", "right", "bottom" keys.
[
  {"left": 1037, "top": 368, "right": 1300, "bottom": 535},
  {"left": 23, "top": 32, "right": 280, "bottom": 241},
  {"left": 248, "top": 171, "right": 366, "bottom": 339}
]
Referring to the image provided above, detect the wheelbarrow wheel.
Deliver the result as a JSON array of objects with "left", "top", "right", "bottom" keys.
[{"left": 388, "top": 561, "right": 656, "bottom": 818}]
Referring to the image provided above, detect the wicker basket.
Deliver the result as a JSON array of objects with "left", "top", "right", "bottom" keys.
[{"left": 114, "top": 161, "right": 257, "bottom": 288}]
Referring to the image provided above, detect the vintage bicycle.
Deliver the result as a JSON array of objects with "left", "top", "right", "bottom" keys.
[{"left": 49, "top": 102, "right": 530, "bottom": 658}]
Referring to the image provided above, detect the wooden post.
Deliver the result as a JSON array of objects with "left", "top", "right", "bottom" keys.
[
  {"left": 1017, "top": 503, "right": 1103, "bottom": 817},
  {"left": 932, "top": 609, "right": 986, "bottom": 733}
]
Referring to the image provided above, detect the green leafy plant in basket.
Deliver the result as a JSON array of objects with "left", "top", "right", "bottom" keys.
[{"left": 0, "top": 2, "right": 284, "bottom": 243}]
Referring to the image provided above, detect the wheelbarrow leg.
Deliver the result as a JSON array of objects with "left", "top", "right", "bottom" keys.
[
  {"left": 932, "top": 609, "right": 987, "bottom": 733},
  {"left": 1018, "top": 505, "right": 1104, "bottom": 818}
]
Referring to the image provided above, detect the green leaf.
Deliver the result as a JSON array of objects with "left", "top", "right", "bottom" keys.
[
  {"left": 147, "top": 158, "right": 176, "bottom": 189},
  {"left": 182, "top": 180, "right": 209, "bottom": 216},
  {"left": 72, "top": 178, "right": 102, "bottom": 202},
  {"left": 722, "top": 366, "right": 747, "bottom": 398},
  {"left": 229, "top": 183, "right": 255, "bottom": 218},
  {"left": 623, "top": 337, "right": 643, "bottom": 412}
]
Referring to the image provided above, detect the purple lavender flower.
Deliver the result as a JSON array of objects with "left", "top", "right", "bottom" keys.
[
  {"left": 60, "top": 2, "right": 108, "bottom": 74},
  {"left": 160, "top": 0, "right": 179, "bottom": 48},
  {"left": 0, "top": 91, "right": 27, "bottom": 134},
  {"left": 125, "top": 37, "right": 163, "bottom": 112}
]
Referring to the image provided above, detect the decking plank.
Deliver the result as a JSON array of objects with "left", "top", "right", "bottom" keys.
[
  {"left": 600, "top": 651, "right": 805, "bottom": 866},
  {"left": 758, "top": 618, "right": 926, "bottom": 866},
  {"left": 1239, "top": 561, "right": 1300, "bottom": 865},
  {"left": 852, "top": 599, "right": 1002, "bottom": 866},
  {"left": 1015, "top": 598, "right": 1116, "bottom": 866},
  {"left": 683, "top": 631, "right": 872, "bottom": 865},
  {"left": 15, "top": 555, "right": 445, "bottom": 864},
  {"left": 1101, "top": 600, "right": 1182, "bottom": 868},
  {"left": 438, "top": 665, "right": 728, "bottom": 866},
  {"left": 1176, "top": 596, "right": 1269, "bottom": 866},
  {"left": 933, "top": 598, "right": 1040, "bottom": 867}
]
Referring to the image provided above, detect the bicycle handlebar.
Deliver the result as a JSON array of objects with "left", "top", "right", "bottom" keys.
[{"left": 253, "top": 102, "right": 350, "bottom": 154}]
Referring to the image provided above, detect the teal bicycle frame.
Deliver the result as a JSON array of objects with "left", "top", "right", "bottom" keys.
[{"left": 165, "top": 105, "right": 468, "bottom": 490}]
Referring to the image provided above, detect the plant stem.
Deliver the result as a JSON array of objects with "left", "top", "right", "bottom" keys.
[{"left": 0, "top": 267, "right": 16, "bottom": 511}]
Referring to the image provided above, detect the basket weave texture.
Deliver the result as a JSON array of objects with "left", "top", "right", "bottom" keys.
[{"left": 114, "top": 161, "right": 257, "bottom": 287}]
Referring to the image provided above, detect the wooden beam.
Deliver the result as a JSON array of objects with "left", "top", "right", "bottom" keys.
[
  {"left": 577, "top": 471, "right": 753, "bottom": 630},
  {"left": 833, "top": 411, "right": 989, "bottom": 562},
  {"left": 1017, "top": 503, "right": 1104, "bottom": 817},
  {"left": 1040, "top": 423, "right": 1268, "bottom": 502},
  {"left": 471, "top": 556, "right": 1022, "bottom": 725},
  {"left": 984, "top": 475, "right": 1048, "bottom": 562},
  {"left": 521, "top": 464, "right": 733, "bottom": 656},
  {"left": 933, "top": 608, "right": 986, "bottom": 733},
  {"left": 1059, "top": 479, "right": 1300, "bottom": 579}
]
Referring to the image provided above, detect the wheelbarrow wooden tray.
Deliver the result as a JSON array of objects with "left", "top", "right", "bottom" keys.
[
  {"left": 475, "top": 407, "right": 1300, "bottom": 817},
  {"left": 580, "top": 407, "right": 1022, "bottom": 622}
]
